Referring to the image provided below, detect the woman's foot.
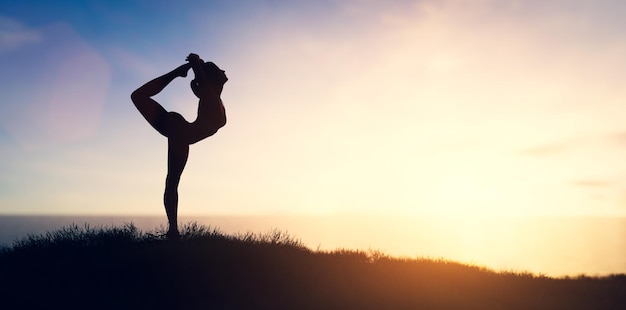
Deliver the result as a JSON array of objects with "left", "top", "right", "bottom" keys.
[
  {"left": 173, "top": 63, "right": 192, "bottom": 78},
  {"left": 166, "top": 228, "right": 180, "bottom": 240}
]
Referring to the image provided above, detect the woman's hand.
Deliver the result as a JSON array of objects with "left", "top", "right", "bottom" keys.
[
  {"left": 187, "top": 53, "right": 209, "bottom": 91},
  {"left": 186, "top": 53, "right": 203, "bottom": 65}
]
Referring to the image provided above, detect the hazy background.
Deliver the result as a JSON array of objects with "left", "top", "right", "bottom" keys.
[{"left": 1, "top": 0, "right": 625, "bottom": 276}]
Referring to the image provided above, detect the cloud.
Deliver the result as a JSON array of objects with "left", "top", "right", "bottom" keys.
[
  {"left": 519, "top": 130, "right": 626, "bottom": 158},
  {"left": 519, "top": 143, "right": 571, "bottom": 157},
  {"left": 109, "top": 47, "right": 159, "bottom": 78},
  {"left": 0, "top": 16, "right": 40, "bottom": 52},
  {"left": 571, "top": 180, "right": 613, "bottom": 188},
  {"left": 608, "top": 132, "right": 626, "bottom": 145}
]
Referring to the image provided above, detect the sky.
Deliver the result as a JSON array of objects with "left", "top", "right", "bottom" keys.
[{"left": 1, "top": 0, "right": 626, "bottom": 218}]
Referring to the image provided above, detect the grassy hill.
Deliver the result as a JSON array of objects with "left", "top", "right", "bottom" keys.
[{"left": 1, "top": 223, "right": 624, "bottom": 309}]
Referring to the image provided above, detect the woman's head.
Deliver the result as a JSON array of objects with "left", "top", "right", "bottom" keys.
[
  {"left": 204, "top": 62, "right": 228, "bottom": 85},
  {"left": 191, "top": 62, "right": 228, "bottom": 98}
]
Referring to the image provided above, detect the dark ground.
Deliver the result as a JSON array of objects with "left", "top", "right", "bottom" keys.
[{"left": 1, "top": 223, "right": 624, "bottom": 309}]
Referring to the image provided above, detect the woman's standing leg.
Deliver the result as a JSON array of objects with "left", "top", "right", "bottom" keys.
[{"left": 164, "top": 135, "right": 190, "bottom": 238}]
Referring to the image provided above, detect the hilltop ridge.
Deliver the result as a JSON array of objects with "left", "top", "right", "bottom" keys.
[{"left": 1, "top": 223, "right": 624, "bottom": 309}]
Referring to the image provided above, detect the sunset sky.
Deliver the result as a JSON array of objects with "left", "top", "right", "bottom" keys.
[{"left": 1, "top": 0, "right": 626, "bottom": 218}]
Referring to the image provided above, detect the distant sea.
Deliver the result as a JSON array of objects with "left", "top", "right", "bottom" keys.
[{"left": 1, "top": 214, "right": 624, "bottom": 278}]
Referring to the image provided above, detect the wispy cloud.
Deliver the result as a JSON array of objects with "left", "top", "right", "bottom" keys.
[
  {"left": 109, "top": 47, "right": 159, "bottom": 78},
  {"left": 520, "top": 131, "right": 626, "bottom": 158},
  {"left": 607, "top": 131, "right": 626, "bottom": 145},
  {"left": 0, "top": 16, "right": 40, "bottom": 52},
  {"left": 520, "top": 143, "right": 571, "bottom": 157},
  {"left": 571, "top": 180, "right": 613, "bottom": 188}
]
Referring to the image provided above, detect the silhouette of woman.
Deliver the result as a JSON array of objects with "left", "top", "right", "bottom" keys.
[{"left": 131, "top": 53, "right": 227, "bottom": 239}]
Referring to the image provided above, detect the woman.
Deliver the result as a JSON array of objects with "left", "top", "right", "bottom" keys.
[{"left": 131, "top": 53, "right": 227, "bottom": 239}]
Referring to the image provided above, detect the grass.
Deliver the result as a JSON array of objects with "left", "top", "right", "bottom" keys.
[{"left": 1, "top": 222, "right": 625, "bottom": 310}]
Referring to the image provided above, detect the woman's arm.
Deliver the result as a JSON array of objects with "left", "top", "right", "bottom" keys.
[
  {"left": 187, "top": 53, "right": 208, "bottom": 86},
  {"left": 187, "top": 53, "right": 219, "bottom": 100}
]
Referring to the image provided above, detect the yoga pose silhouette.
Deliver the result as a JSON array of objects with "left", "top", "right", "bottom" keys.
[{"left": 131, "top": 53, "right": 227, "bottom": 239}]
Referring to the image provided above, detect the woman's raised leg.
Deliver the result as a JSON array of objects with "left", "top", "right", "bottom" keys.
[{"left": 131, "top": 64, "right": 191, "bottom": 136}]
